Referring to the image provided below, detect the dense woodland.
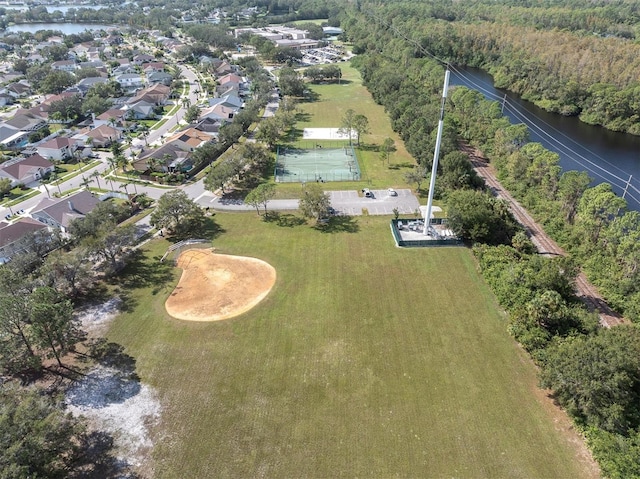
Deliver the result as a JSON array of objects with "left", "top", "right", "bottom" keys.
[
  {"left": 347, "top": 0, "right": 640, "bottom": 135},
  {"left": 344, "top": 1, "right": 640, "bottom": 476}
]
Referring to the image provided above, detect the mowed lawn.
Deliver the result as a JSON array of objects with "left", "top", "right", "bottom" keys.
[
  {"left": 106, "top": 214, "right": 597, "bottom": 478},
  {"left": 292, "top": 61, "right": 416, "bottom": 190}
]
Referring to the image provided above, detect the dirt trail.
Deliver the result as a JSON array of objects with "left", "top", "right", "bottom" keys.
[{"left": 461, "top": 143, "right": 626, "bottom": 328}]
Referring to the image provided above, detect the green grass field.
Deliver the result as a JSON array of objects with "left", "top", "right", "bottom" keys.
[
  {"left": 106, "top": 214, "right": 597, "bottom": 478},
  {"left": 288, "top": 61, "right": 418, "bottom": 191}
]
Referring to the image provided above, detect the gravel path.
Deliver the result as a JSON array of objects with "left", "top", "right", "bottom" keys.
[{"left": 462, "top": 143, "right": 626, "bottom": 328}]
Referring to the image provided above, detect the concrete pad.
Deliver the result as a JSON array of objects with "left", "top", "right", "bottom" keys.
[{"left": 302, "top": 128, "right": 356, "bottom": 140}]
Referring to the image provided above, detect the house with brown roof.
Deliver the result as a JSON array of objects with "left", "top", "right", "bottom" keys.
[
  {"left": 130, "top": 84, "right": 171, "bottom": 105},
  {"left": 0, "top": 218, "right": 48, "bottom": 264},
  {"left": 36, "top": 137, "right": 76, "bottom": 161},
  {"left": 165, "top": 128, "right": 214, "bottom": 152},
  {"left": 30, "top": 190, "right": 100, "bottom": 232},
  {"left": 85, "top": 124, "right": 122, "bottom": 147},
  {"left": 96, "top": 108, "right": 128, "bottom": 127},
  {"left": 4, "top": 81, "right": 32, "bottom": 99},
  {"left": 0, "top": 153, "right": 54, "bottom": 186},
  {"left": 142, "top": 62, "right": 165, "bottom": 73}
]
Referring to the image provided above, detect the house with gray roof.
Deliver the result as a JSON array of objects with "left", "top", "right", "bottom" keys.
[
  {"left": 0, "top": 125, "right": 29, "bottom": 149},
  {"left": 30, "top": 190, "right": 100, "bottom": 232},
  {"left": 147, "top": 71, "right": 173, "bottom": 86}
]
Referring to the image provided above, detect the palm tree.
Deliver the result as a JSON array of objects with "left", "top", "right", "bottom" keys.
[
  {"left": 181, "top": 97, "right": 191, "bottom": 109},
  {"left": 139, "top": 125, "right": 150, "bottom": 146},
  {"left": 90, "top": 170, "right": 102, "bottom": 189},
  {"left": 80, "top": 175, "right": 91, "bottom": 190}
]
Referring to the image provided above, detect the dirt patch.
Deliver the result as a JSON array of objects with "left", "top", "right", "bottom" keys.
[
  {"left": 66, "top": 365, "right": 161, "bottom": 470},
  {"left": 165, "top": 249, "right": 276, "bottom": 322},
  {"left": 74, "top": 297, "right": 122, "bottom": 336}
]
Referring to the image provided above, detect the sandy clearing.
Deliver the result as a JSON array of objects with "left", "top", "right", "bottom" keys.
[{"left": 165, "top": 249, "right": 276, "bottom": 322}]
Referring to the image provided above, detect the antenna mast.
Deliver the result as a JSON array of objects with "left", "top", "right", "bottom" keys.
[{"left": 423, "top": 67, "right": 450, "bottom": 236}]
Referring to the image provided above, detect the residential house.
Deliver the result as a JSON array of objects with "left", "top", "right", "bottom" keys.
[
  {"left": 0, "top": 125, "right": 28, "bottom": 149},
  {"left": 216, "top": 73, "right": 245, "bottom": 97},
  {"left": 142, "top": 62, "right": 165, "bottom": 74},
  {"left": 5, "top": 112, "right": 47, "bottom": 132},
  {"left": 71, "top": 42, "right": 92, "bottom": 58},
  {"left": 26, "top": 53, "right": 46, "bottom": 63},
  {"left": 200, "top": 95, "right": 242, "bottom": 122},
  {"left": 105, "top": 34, "right": 124, "bottom": 45},
  {"left": 76, "top": 76, "right": 109, "bottom": 95},
  {"left": 133, "top": 143, "right": 191, "bottom": 173},
  {"left": 51, "top": 60, "right": 77, "bottom": 73},
  {"left": 0, "top": 153, "right": 54, "bottom": 186},
  {"left": 193, "top": 117, "right": 221, "bottom": 136},
  {"left": 130, "top": 84, "right": 171, "bottom": 105},
  {"left": 208, "top": 94, "right": 243, "bottom": 110},
  {"left": 125, "top": 100, "right": 156, "bottom": 120},
  {"left": 215, "top": 60, "right": 235, "bottom": 76},
  {"left": 165, "top": 128, "right": 214, "bottom": 152},
  {"left": 0, "top": 94, "right": 13, "bottom": 107},
  {"left": 30, "top": 190, "right": 100, "bottom": 232},
  {"left": 37, "top": 92, "right": 79, "bottom": 115},
  {"left": 0, "top": 218, "right": 48, "bottom": 264},
  {"left": 132, "top": 54, "right": 154, "bottom": 65},
  {"left": 36, "top": 136, "right": 76, "bottom": 161},
  {"left": 0, "top": 71, "right": 25, "bottom": 84},
  {"left": 198, "top": 106, "right": 226, "bottom": 123},
  {"left": 85, "top": 46, "right": 103, "bottom": 61},
  {"left": 147, "top": 71, "right": 173, "bottom": 86},
  {"left": 115, "top": 73, "right": 145, "bottom": 91},
  {"left": 112, "top": 64, "right": 137, "bottom": 76},
  {"left": 85, "top": 124, "right": 121, "bottom": 148},
  {"left": 4, "top": 81, "right": 32, "bottom": 99},
  {"left": 96, "top": 108, "right": 128, "bottom": 127},
  {"left": 79, "top": 60, "right": 108, "bottom": 74}
]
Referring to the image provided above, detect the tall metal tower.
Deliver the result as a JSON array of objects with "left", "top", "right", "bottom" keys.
[{"left": 423, "top": 68, "right": 450, "bottom": 236}]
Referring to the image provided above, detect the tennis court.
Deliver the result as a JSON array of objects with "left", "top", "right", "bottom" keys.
[{"left": 274, "top": 144, "right": 361, "bottom": 183}]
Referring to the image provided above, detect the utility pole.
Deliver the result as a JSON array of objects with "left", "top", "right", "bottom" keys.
[{"left": 423, "top": 68, "right": 450, "bottom": 236}]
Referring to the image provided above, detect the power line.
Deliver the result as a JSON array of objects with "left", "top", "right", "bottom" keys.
[{"left": 365, "top": 8, "right": 640, "bottom": 206}]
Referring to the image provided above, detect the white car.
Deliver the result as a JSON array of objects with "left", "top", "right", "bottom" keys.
[{"left": 388, "top": 188, "right": 398, "bottom": 196}]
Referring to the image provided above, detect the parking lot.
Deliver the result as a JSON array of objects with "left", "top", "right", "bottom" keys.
[{"left": 329, "top": 189, "right": 420, "bottom": 216}]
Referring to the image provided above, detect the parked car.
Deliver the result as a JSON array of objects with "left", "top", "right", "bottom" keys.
[
  {"left": 388, "top": 188, "right": 397, "bottom": 196},
  {"left": 362, "top": 188, "right": 373, "bottom": 198}
]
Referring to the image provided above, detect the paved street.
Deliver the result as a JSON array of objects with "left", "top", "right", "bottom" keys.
[
  {"left": 0, "top": 65, "right": 202, "bottom": 221},
  {"left": 0, "top": 63, "right": 420, "bottom": 227},
  {"left": 203, "top": 188, "right": 420, "bottom": 216}
]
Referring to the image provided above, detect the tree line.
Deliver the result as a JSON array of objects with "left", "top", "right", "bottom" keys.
[
  {"left": 344, "top": 3, "right": 640, "bottom": 476},
  {"left": 349, "top": 0, "right": 640, "bottom": 135}
]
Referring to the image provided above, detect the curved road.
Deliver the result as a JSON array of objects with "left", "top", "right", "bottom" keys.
[
  {"left": 462, "top": 143, "right": 626, "bottom": 328},
  {"left": 0, "top": 65, "right": 202, "bottom": 221}
]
